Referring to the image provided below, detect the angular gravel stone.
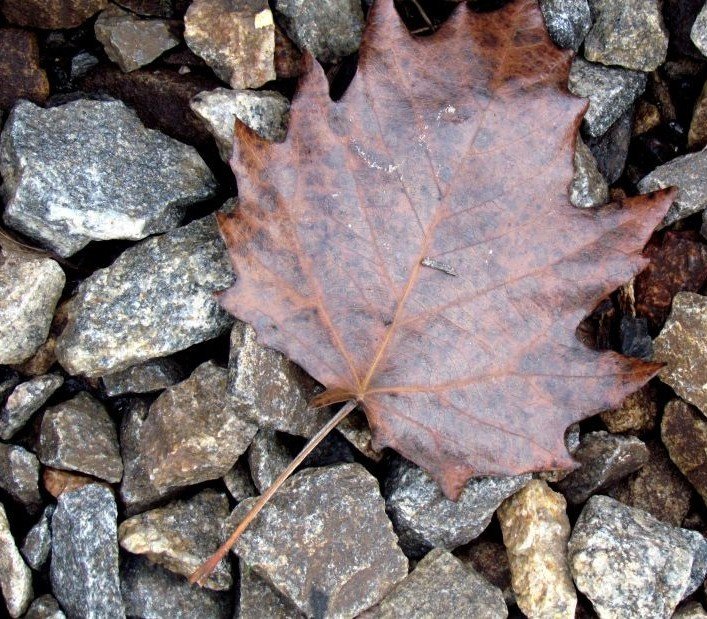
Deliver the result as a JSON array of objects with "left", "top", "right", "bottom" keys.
[
  {"left": 38, "top": 392, "right": 123, "bottom": 483},
  {"left": 0, "top": 502, "right": 33, "bottom": 617},
  {"left": 639, "top": 149, "right": 707, "bottom": 227},
  {"left": 539, "top": 0, "right": 591, "bottom": 50},
  {"left": 0, "top": 374, "right": 63, "bottom": 440},
  {"left": 0, "top": 0, "right": 108, "bottom": 29},
  {"left": 184, "top": 0, "right": 276, "bottom": 89},
  {"left": 571, "top": 137, "right": 608, "bottom": 208},
  {"left": 56, "top": 214, "right": 234, "bottom": 377},
  {"left": 21, "top": 506, "right": 54, "bottom": 571},
  {"left": 0, "top": 99, "right": 217, "bottom": 257},
  {"left": 238, "top": 559, "right": 302, "bottom": 619},
  {"left": 101, "top": 358, "right": 184, "bottom": 397},
  {"left": 384, "top": 456, "right": 530, "bottom": 557},
  {"left": 692, "top": 4, "right": 707, "bottom": 58},
  {"left": 223, "top": 459, "right": 257, "bottom": 503},
  {"left": 0, "top": 444, "right": 41, "bottom": 514},
  {"left": 0, "top": 249, "right": 64, "bottom": 365},
  {"left": 654, "top": 293, "right": 707, "bottom": 415},
  {"left": 498, "top": 480, "right": 576, "bottom": 619},
  {"left": 361, "top": 548, "right": 507, "bottom": 618},
  {"left": 675, "top": 602, "right": 707, "bottom": 619},
  {"left": 600, "top": 385, "right": 658, "bottom": 434},
  {"left": 273, "top": 0, "right": 364, "bottom": 63},
  {"left": 568, "top": 57, "right": 646, "bottom": 138},
  {"left": 586, "top": 106, "right": 633, "bottom": 184},
  {"left": 51, "top": 485, "right": 123, "bottom": 619},
  {"left": 24, "top": 594, "right": 66, "bottom": 619},
  {"left": 119, "top": 489, "right": 232, "bottom": 591},
  {"left": 585, "top": 0, "right": 668, "bottom": 71},
  {"left": 556, "top": 431, "right": 649, "bottom": 504},
  {"left": 457, "top": 540, "right": 514, "bottom": 606},
  {"left": 95, "top": 6, "right": 179, "bottom": 72},
  {"left": 121, "top": 553, "right": 233, "bottom": 618},
  {"left": 0, "top": 28, "right": 49, "bottom": 112},
  {"left": 568, "top": 495, "right": 707, "bottom": 618},
  {"left": 233, "top": 463, "right": 408, "bottom": 618},
  {"left": 191, "top": 87, "right": 289, "bottom": 160},
  {"left": 248, "top": 430, "right": 291, "bottom": 493},
  {"left": 689, "top": 80, "right": 707, "bottom": 149},
  {"left": 42, "top": 467, "right": 105, "bottom": 499}
]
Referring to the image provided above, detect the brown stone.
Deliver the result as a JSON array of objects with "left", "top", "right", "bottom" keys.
[
  {"left": 42, "top": 468, "right": 109, "bottom": 498},
  {"left": 455, "top": 539, "right": 514, "bottom": 605},
  {"left": 600, "top": 384, "right": 658, "bottom": 434},
  {"left": 689, "top": 79, "right": 707, "bottom": 149},
  {"left": 275, "top": 24, "right": 302, "bottom": 79},
  {"left": 0, "top": 0, "right": 108, "bottom": 29},
  {"left": 633, "top": 100, "right": 661, "bottom": 135},
  {"left": 0, "top": 29, "right": 49, "bottom": 113}
]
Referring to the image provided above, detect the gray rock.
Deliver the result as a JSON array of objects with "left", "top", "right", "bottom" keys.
[
  {"left": 360, "top": 548, "right": 507, "bottom": 618},
  {"left": 539, "top": 0, "right": 592, "bottom": 50},
  {"left": 457, "top": 540, "right": 514, "bottom": 607},
  {"left": 232, "top": 463, "right": 408, "bottom": 618},
  {"left": 101, "top": 358, "right": 184, "bottom": 397},
  {"left": 384, "top": 457, "right": 530, "bottom": 557},
  {"left": 675, "top": 602, "right": 707, "bottom": 619},
  {"left": 571, "top": 137, "right": 608, "bottom": 208},
  {"left": 584, "top": 0, "right": 668, "bottom": 71},
  {"left": 0, "top": 374, "right": 63, "bottom": 440},
  {"left": 56, "top": 214, "right": 234, "bottom": 377},
  {"left": 0, "top": 502, "right": 33, "bottom": 617},
  {"left": 222, "top": 459, "right": 257, "bottom": 503},
  {"left": 0, "top": 443, "right": 41, "bottom": 514},
  {"left": 568, "top": 57, "right": 647, "bottom": 138},
  {"left": 568, "top": 495, "right": 707, "bottom": 618},
  {"left": 0, "top": 372, "right": 19, "bottom": 403},
  {"left": 0, "top": 99, "right": 217, "bottom": 257},
  {"left": 273, "top": 0, "right": 364, "bottom": 63},
  {"left": 70, "top": 52, "right": 99, "bottom": 80},
  {"left": 238, "top": 559, "right": 303, "bottom": 619},
  {"left": 556, "top": 431, "right": 649, "bottom": 504},
  {"left": 336, "top": 409, "right": 381, "bottom": 461},
  {"left": 120, "top": 554, "right": 233, "bottom": 619},
  {"left": 24, "top": 595, "right": 66, "bottom": 619},
  {"left": 639, "top": 149, "right": 707, "bottom": 228},
  {"left": 118, "top": 489, "right": 232, "bottom": 591},
  {"left": 586, "top": 106, "right": 634, "bottom": 184},
  {"left": 248, "top": 429, "right": 291, "bottom": 493},
  {"left": 38, "top": 392, "right": 123, "bottom": 483},
  {"left": 692, "top": 4, "right": 707, "bottom": 58},
  {"left": 51, "top": 484, "right": 123, "bottom": 619},
  {"left": 191, "top": 87, "right": 289, "bottom": 160},
  {"left": 21, "top": 506, "right": 54, "bottom": 571},
  {"left": 0, "top": 248, "right": 64, "bottom": 365},
  {"left": 95, "top": 6, "right": 179, "bottom": 72}
]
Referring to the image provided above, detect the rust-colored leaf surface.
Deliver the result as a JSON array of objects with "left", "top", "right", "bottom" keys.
[{"left": 218, "top": 0, "right": 675, "bottom": 499}]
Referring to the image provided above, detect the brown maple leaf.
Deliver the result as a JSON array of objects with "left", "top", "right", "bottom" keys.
[{"left": 218, "top": 0, "right": 674, "bottom": 500}]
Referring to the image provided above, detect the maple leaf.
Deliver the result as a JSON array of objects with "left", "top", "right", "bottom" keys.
[{"left": 218, "top": 0, "right": 674, "bottom": 500}]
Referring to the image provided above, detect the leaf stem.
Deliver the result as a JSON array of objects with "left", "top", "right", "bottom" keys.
[{"left": 189, "top": 399, "right": 359, "bottom": 586}]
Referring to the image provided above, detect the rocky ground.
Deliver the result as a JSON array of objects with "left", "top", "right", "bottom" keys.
[{"left": 1, "top": 0, "right": 707, "bottom": 617}]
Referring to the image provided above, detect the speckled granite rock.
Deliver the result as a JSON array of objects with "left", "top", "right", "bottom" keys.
[
  {"left": 600, "top": 384, "right": 658, "bottom": 434},
  {"left": 223, "top": 459, "right": 257, "bottom": 503},
  {"left": 0, "top": 99, "right": 217, "bottom": 257},
  {"left": 0, "top": 444, "right": 41, "bottom": 514},
  {"left": 0, "top": 0, "right": 108, "bottom": 29},
  {"left": 51, "top": 485, "right": 123, "bottom": 619},
  {"left": 101, "top": 358, "right": 183, "bottom": 397},
  {"left": 248, "top": 430, "right": 291, "bottom": 493},
  {"left": 653, "top": 293, "right": 707, "bottom": 415},
  {"left": 238, "top": 559, "right": 303, "bottom": 619},
  {"left": 23, "top": 594, "right": 65, "bottom": 619},
  {"left": 119, "top": 489, "right": 232, "bottom": 591},
  {"left": 0, "top": 249, "right": 64, "bottom": 365},
  {"left": 56, "top": 214, "right": 234, "bottom": 377},
  {"left": 232, "top": 463, "right": 408, "bottom": 618},
  {"left": 21, "top": 506, "right": 53, "bottom": 571},
  {"left": 498, "top": 480, "right": 576, "bottom": 618},
  {"left": 0, "top": 374, "right": 63, "bottom": 440},
  {"left": 692, "top": 4, "right": 707, "bottom": 58},
  {"left": 0, "top": 502, "right": 33, "bottom": 617},
  {"left": 0, "top": 28, "right": 49, "bottom": 112},
  {"left": 568, "top": 495, "right": 707, "bottom": 618},
  {"left": 539, "top": 0, "right": 591, "bottom": 50},
  {"left": 571, "top": 137, "right": 609, "bottom": 208},
  {"left": 384, "top": 456, "right": 530, "bottom": 557},
  {"left": 38, "top": 392, "right": 123, "bottom": 483},
  {"left": 361, "top": 548, "right": 507, "bottom": 618}
]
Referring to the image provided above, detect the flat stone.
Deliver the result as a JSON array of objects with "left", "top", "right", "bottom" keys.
[
  {"left": 101, "top": 358, "right": 184, "bottom": 397},
  {"left": 0, "top": 444, "right": 41, "bottom": 514},
  {"left": 586, "top": 106, "right": 633, "bottom": 184},
  {"left": 691, "top": 4, "right": 707, "bottom": 57},
  {"left": 95, "top": 6, "right": 179, "bottom": 73},
  {"left": 654, "top": 293, "right": 707, "bottom": 415},
  {"left": 223, "top": 459, "right": 257, "bottom": 503},
  {"left": 119, "top": 489, "right": 232, "bottom": 591},
  {"left": 571, "top": 137, "right": 608, "bottom": 208},
  {"left": 556, "top": 431, "right": 649, "bottom": 504},
  {"left": 56, "top": 214, "right": 234, "bottom": 377},
  {"left": 689, "top": 80, "right": 707, "bottom": 149},
  {"left": 21, "top": 506, "right": 54, "bottom": 571},
  {"left": 0, "top": 502, "right": 33, "bottom": 617},
  {"left": 584, "top": 0, "right": 668, "bottom": 71},
  {"left": 0, "top": 374, "right": 63, "bottom": 440},
  {"left": 568, "top": 57, "right": 646, "bottom": 138},
  {"left": 248, "top": 430, "right": 291, "bottom": 493},
  {"left": 456, "top": 540, "right": 514, "bottom": 606},
  {"left": 51, "top": 485, "right": 123, "bottom": 618},
  {"left": 24, "top": 594, "right": 66, "bottom": 619},
  {"left": 238, "top": 558, "right": 303, "bottom": 618},
  {"left": 0, "top": 29, "right": 49, "bottom": 113},
  {"left": 232, "top": 463, "right": 408, "bottom": 618},
  {"left": 273, "top": 0, "right": 364, "bottom": 63},
  {"left": 121, "top": 553, "right": 233, "bottom": 618},
  {"left": 384, "top": 456, "right": 530, "bottom": 557},
  {"left": 0, "top": 99, "right": 217, "bottom": 257},
  {"left": 638, "top": 150, "right": 707, "bottom": 227},
  {"left": 184, "top": 0, "right": 275, "bottom": 89},
  {"left": 0, "top": 249, "right": 64, "bottom": 365},
  {"left": 568, "top": 495, "right": 707, "bottom": 618},
  {"left": 539, "top": 0, "right": 591, "bottom": 50},
  {"left": 38, "top": 392, "right": 123, "bottom": 483},
  {"left": 498, "top": 480, "right": 576, "bottom": 618},
  {"left": 0, "top": 0, "right": 108, "bottom": 29},
  {"left": 191, "top": 87, "right": 289, "bottom": 160},
  {"left": 600, "top": 384, "right": 658, "bottom": 434}
]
